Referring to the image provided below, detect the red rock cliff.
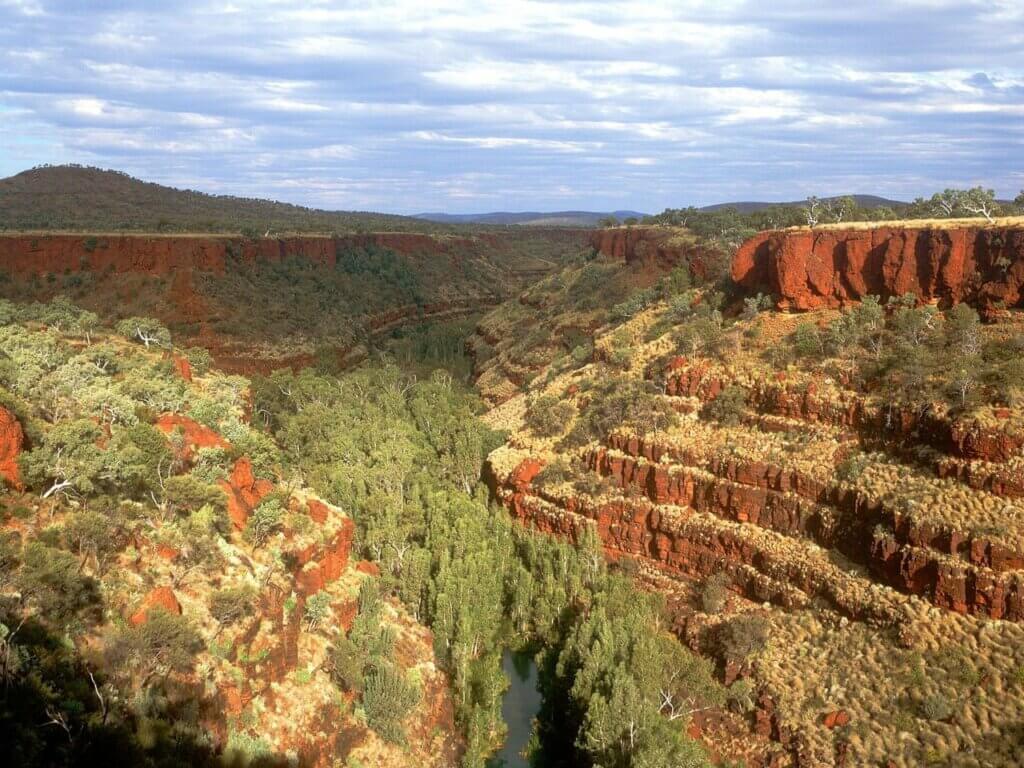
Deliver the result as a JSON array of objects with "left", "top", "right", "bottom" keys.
[
  {"left": 590, "top": 227, "right": 707, "bottom": 274},
  {"left": 732, "top": 224, "right": 1024, "bottom": 312}
]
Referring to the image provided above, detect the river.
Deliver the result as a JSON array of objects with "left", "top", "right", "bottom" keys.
[{"left": 488, "top": 650, "right": 542, "bottom": 768}]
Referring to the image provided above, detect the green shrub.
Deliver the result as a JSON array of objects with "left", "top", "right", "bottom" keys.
[
  {"left": 700, "top": 386, "right": 747, "bottom": 426},
  {"left": 243, "top": 498, "right": 284, "bottom": 546},
  {"left": 526, "top": 394, "right": 576, "bottom": 437},
  {"left": 715, "top": 614, "right": 768, "bottom": 663},
  {"left": 363, "top": 664, "right": 420, "bottom": 744},
  {"left": 328, "top": 636, "right": 367, "bottom": 694},
  {"left": 209, "top": 585, "right": 256, "bottom": 626},
  {"left": 919, "top": 694, "right": 955, "bottom": 722},
  {"left": 790, "top": 322, "right": 824, "bottom": 358},
  {"left": 700, "top": 573, "right": 730, "bottom": 614}
]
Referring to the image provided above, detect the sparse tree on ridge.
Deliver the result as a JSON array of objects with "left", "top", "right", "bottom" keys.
[
  {"left": 804, "top": 196, "right": 822, "bottom": 226},
  {"left": 926, "top": 187, "right": 1000, "bottom": 222},
  {"left": 958, "top": 187, "right": 1000, "bottom": 223},
  {"left": 930, "top": 189, "right": 961, "bottom": 217},
  {"left": 116, "top": 316, "right": 171, "bottom": 349}
]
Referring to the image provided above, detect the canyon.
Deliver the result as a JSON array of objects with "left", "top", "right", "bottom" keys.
[{"left": 0, "top": 229, "right": 586, "bottom": 373}]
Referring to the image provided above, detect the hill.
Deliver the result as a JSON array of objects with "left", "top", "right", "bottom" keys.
[
  {"left": 0, "top": 165, "right": 452, "bottom": 234},
  {"left": 700, "top": 194, "right": 905, "bottom": 213},
  {"left": 415, "top": 210, "right": 647, "bottom": 226}
]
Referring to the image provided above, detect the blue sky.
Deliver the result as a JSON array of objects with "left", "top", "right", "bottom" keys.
[{"left": 1, "top": 1, "right": 1022, "bottom": 214}]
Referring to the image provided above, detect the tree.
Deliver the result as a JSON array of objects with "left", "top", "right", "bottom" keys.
[
  {"left": 929, "top": 189, "right": 961, "bottom": 217},
  {"left": 958, "top": 186, "right": 1000, "bottom": 223},
  {"left": 362, "top": 664, "right": 420, "bottom": 744},
  {"left": 63, "top": 508, "right": 126, "bottom": 575},
  {"left": 243, "top": 497, "right": 284, "bottom": 547},
  {"left": 116, "top": 317, "right": 171, "bottom": 349},
  {"left": 1015, "top": 190, "right": 1024, "bottom": 212},
  {"left": 208, "top": 585, "right": 256, "bottom": 627},
  {"left": 18, "top": 419, "right": 108, "bottom": 499},
  {"left": 327, "top": 635, "right": 367, "bottom": 693},
  {"left": 527, "top": 394, "right": 576, "bottom": 437},
  {"left": 16, "top": 542, "right": 102, "bottom": 630},
  {"left": 107, "top": 610, "right": 203, "bottom": 686},
  {"left": 803, "top": 196, "right": 822, "bottom": 226},
  {"left": 700, "top": 386, "right": 747, "bottom": 426},
  {"left": 304, "top": 591, "right": 332, "bottom": 632},
  {"left": 824, "top": 196, "right": 857, "bottom": 223}
]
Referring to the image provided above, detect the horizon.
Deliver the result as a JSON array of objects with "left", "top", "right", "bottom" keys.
[{"left": 1, "top": 2, "right": 1022, "bottom": 214}]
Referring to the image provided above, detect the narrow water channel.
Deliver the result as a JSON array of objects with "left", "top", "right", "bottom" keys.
[{"left": 488, "top": 650, "right": 541, "bottom": 768}]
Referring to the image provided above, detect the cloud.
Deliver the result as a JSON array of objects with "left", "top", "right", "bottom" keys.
[{"left": 0, "top": 0, "right": 1021, "bottom": 212}]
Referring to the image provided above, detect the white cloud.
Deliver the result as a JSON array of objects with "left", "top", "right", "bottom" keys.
[{"left": 1, "top": 0, "right": 1022, "bottom": 210}]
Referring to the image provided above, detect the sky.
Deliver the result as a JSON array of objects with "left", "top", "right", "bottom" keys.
[{"left": 1, "top": 1, "right": 1022, "bottom": 214}]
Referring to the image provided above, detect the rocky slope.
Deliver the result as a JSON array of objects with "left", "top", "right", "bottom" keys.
[
  {"left": 479, "top": 223, "right": 1024, "bottom": 767},
  {"left": 0, "top": 319, "right": 462, "bottom": 767},
  {"left": 469, "top": 226, "right": 706, "bottom": 405},
  {"left": 732, "top": 220, "right": 1024, "bottom": 314}
]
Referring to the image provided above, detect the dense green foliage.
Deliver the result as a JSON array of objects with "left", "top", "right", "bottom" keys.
[
  {"left": 257, "top": 363, "right": 720, "bottom": 767},
  {"left": 0, "top": 304, "right": 287, "bottom": 766}
]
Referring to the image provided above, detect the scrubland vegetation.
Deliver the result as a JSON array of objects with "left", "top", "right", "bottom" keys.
[{"left": 1, "top": 297, "right": 722, "bottom": 768}]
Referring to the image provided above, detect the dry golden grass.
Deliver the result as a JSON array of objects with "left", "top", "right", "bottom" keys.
[{"left": 782, "top": 214, "right": 1024, "bottom": 233}]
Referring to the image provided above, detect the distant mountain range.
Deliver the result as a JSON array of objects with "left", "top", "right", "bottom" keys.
[
  {"left": 698, "top": 195, "right": 906, "bottom": 214},
  {"left": 417, "top": 197, "right": 911, "bottom": 225},
  {"left": 414, "top": 210, "right": 648, "bottom": 227}
]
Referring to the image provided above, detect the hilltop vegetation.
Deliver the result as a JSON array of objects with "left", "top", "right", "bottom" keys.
[
  {"left": 642, "top": 187, "right": 1024, "bottom": 255},
  {"left": 0, "top": 166, "right": 454, "bottom": 234}
]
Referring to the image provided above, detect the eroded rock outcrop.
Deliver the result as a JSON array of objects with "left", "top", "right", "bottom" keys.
[
  {"left": 220, "top": 457, "right": 274, "bottom": 531},
  {"left": 590, "top": 227, "right": 709, "bottom": 275},
  {"left": 130, "top": 586, "right": 182, "bottom": 626},
  {"left": 155, "top": 413, "right": 230, "bottom": 463},
  {"left": 732, "top": 224, "right": 1024, "bottom": 313},
  {"left": 0, "top": 406, "right": 25, "bottom": 491}
]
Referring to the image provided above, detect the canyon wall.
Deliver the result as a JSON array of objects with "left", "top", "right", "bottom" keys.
[
  {"left": 590, "top": 227, "right": 712, "bottom": 276},
  {"left": 732, "top": 224, "right": 1024, "bottom": 312},
  {"left": 0, "top": 232, "right": 496, "bottom": 276}
]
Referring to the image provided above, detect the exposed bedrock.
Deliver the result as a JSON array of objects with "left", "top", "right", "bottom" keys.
[
  {"left": 732, "top": 225, "right": 1024, "bottom": 313},
  {"left": 660, "top": 358, "right": 1024, "bottom": 471},
  {"left": 0, "top": 406, "right": 25, "bottom": 491},
  {"left": 589, "top": 227, "right": 712, "bottom": 276}
]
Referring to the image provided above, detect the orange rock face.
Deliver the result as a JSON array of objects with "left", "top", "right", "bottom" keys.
[
  {"left": 732, "top": 225, "right": 1024, "bottom": 313},
  {"left": 295, "top": 517, "right": 356, "bottom": 596},
  {"left": 155, "top": 413, "right": 229, "bottom": 462},
  {"left": 0, "top": 406, "right": 25, "bottom": 491},
  {"left": 130, "top": 586, "right": 182, "bottom": 626},
  {"left": 171, "top": 354, "right": 193, "bottom": 383},
  {"left": 219, "top": 457, "right": 274, "bottom": 531}
]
